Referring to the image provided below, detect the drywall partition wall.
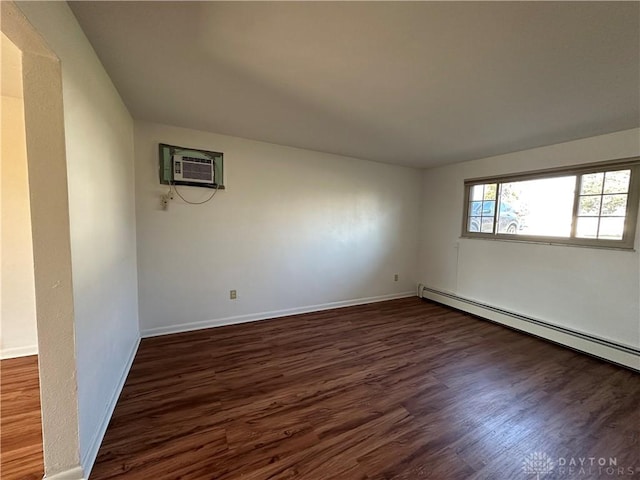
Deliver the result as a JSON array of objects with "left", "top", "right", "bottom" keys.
[
  {"left": 418, "top": 128, "right": 640, "bottom": 354},
  {"left": 1, "top": 58, "right": 38, "bottom": 357},
  {"left": 2, "top": 1, "right": 82, "bottom": 476},
  {"left": 15, "top": 1, "right": 140, "bottom": 475},
  {"left": 135, "top": 121, "right": 422, "bottom": 335}
]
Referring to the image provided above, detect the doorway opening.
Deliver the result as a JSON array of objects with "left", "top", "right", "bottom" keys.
[
  {"left": 0, "top": 31, "right": 43, "bottom": 479},
  {"left": 1, "top": 2, "right": 83, "bottom": 477}
]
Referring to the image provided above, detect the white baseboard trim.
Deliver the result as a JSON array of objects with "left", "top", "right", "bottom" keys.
[
  {"left": 0, "top": 345, "right": 38, "bottom": 360},
  {"left": 80, "top": 337, "right": 140, "bottom": 478},
  {"left": 418, "top": 284, "right": 640, "bottom": 372},
  {"left": 0, "top": 344, "right": 38, "bottom": 359},
  {"left": 141, "top": 292, "right": 415, "bottom": 338},
  {"left": 44, "top": 465, "right": 85, "bottom": 480}
]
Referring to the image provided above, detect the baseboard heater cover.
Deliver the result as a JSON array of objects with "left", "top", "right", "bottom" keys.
[{"left": 417, "top": 284, "right": 640, "bottom": 372}]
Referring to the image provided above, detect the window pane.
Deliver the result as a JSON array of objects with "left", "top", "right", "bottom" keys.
[
  {"left": 470, "top": 201, "right": 483, "bottom": 216},
  {"left": 601, "top": 194, "right": 627, "bottom": 216},
  {"left": 578, "top": 196, "right": 601, "bottom": 216},
  {"left": 496, "top": 202, "right": 520, "bottom": 234},
  {"left": 603, "top": 170, "right": 630, "bottom": 194},
  {"left": 481, "top": 217, "right": 494, "bottom": 233},
  {"left": 481, "top": 200, "right": 496, "bottom": 216},
  {"left": 499, "top": 176, "right": 575, "bottom": 237},
  {"left": 470, "top": 185, "right": 484, "bottom": 201},
  {"left": 580, "top": 172, "right": 604, "bottom": 195},
  {"left": 598, "top": 217, "right": 624, "bottom": 240},
  {"left": 468, "top": 216, "right": 481, "bottom": 232},
  {"left": 576, "top": 217, "right": 599, "bottom": 238},
  {"left": 483, "top": 184, "right": 497, "bottom": 201}
]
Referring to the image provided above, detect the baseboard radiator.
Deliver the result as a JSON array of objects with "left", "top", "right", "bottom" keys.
[{"left": 417, "top": 284, "right": 640, "bottom": 372}]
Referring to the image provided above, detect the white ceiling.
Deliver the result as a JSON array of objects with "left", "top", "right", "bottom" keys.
[
  {"left": 69, "top": 1, "right": 639, "bottom": 168},
  {"left": 1, "top": 32, "right": 23, "bottom": 99}
]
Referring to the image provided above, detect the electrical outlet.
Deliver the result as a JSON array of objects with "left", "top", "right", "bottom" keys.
[
  {"left": 230, "top": 290, "right": 237, "bottom": 300},
  {"left": 394, "top": 274, "right": 399, "bottom": 282},
  {"left": 161, "top": 194, "right": 170, "bottom": 210}
]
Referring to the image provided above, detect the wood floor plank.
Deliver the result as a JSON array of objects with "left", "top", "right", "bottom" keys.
[
  {"left": 89, "top": 298, "right": 640, "bottom": 479},
  {"left": 0, "top": 355, "right": 43, "bottom": 480}
]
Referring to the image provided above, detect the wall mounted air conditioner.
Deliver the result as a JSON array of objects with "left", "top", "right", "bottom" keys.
[
  {"left": 172, "top": 154, "right": 215, "bottom": 185},
  {"left": 159, "top": 143, "right": 224, "bottom": 189}
]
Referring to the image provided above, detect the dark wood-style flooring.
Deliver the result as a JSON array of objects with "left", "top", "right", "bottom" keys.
[
  {"left": 91, "top": 298, "right": 640, "bottom": 479},
  {"left": 0, "top": 355, "right": 43, "bottom": 480}
]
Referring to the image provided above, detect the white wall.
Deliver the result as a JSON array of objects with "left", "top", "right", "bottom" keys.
[
  {"left": 135, "top": 121, "right": 422, "bottom": 334},
  {"left": 1, "top": 92, "right": 38, "bottom": 359},
  {"left": 419, "top": 128, "right": 640, "bottom": 349},
  {"left": 16, "top": 1, "right": 140, "bottom": 473}
]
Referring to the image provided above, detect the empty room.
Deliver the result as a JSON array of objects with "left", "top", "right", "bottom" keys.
[{"left": 0, "top": 1, "right": 638, "bottom": 480}]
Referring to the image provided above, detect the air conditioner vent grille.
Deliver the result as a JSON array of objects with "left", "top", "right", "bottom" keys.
[{"left": 183, "top": 160, "right": 213, "bottom": 181}]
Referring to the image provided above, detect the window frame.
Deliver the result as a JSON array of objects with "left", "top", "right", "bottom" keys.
[{"left": 461, "top": 157, "right": 640, "bottom": 250}]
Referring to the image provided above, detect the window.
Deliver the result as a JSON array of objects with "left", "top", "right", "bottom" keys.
[{"left": 462, "top": 158, "right": 640, "bottom": 249}]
